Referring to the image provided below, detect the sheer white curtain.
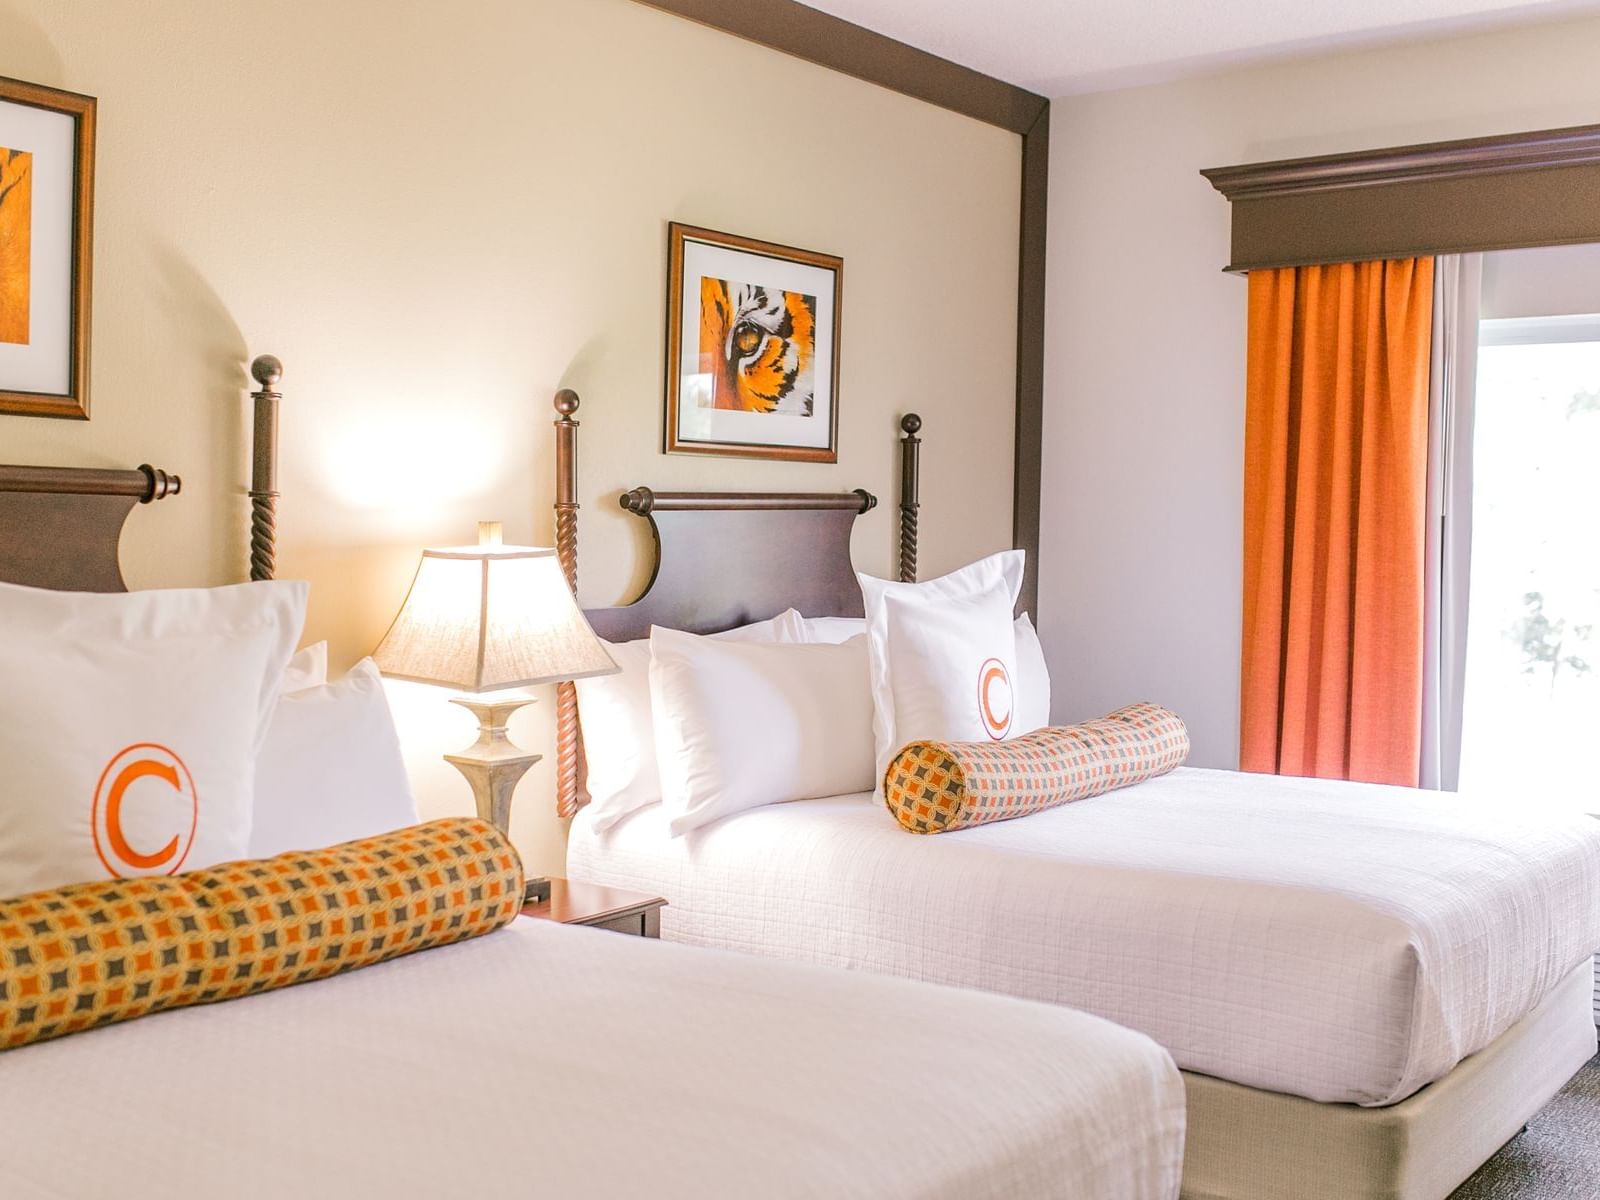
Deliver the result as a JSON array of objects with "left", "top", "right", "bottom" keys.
[{"left": 1420, "top": 254, "right": 1482, "bottom": 791}]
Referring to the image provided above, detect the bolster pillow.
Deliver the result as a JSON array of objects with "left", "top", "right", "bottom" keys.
[
  {"left": 884, "top": 702, "right": 1189, "bottom": 834},
  {"left": 0, "top": 817, "right": 523, "bottom": 1051}
]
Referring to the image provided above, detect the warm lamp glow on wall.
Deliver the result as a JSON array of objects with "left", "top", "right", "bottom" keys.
[{"left": 374, "top": 524, "right": 617, "bottom": 862}]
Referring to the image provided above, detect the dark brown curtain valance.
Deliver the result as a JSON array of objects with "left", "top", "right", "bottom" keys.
[{"left": 1202, "top": 124, "right": 1600, "bottom": 272}]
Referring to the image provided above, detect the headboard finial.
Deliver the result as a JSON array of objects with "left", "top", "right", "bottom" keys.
[
  {"left": 554, "top": 388, "right": 580, "bottom": 417},
  {"left": 138, "top": 464, "right": 182, "bottom": 503},
  {"left": 251, "top": 355, "right": 284, "bottom": 392},
  {"left": 899, "top": 412, "right": 922, "bottom": 583},
  {"left": 247, "top": 354, "right": 283, "bottom": 582}
]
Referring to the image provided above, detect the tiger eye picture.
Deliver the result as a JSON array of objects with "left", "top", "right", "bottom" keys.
[
  {"left": 0, "top": 146, "right": 32, "bottom": 346},
  {"left": 666, "top": 223, "right": 841, "bottom": 462},
  {"left": 697, "top": 277, "right": 818, "bottom": 417}
]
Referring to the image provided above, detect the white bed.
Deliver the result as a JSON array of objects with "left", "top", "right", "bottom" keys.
[
  {"left": 539, "top": 406, "right": 1600, "bottom": 1197},
  {"left": 570, "top": 766, "right": 1600, "bottom": 1106},
  {"left": 569, "top": 764, "right": 1600, "bottom": 1196},
  {"left": 0, "top": 916, "right": 1185, "bottom": 1200}
]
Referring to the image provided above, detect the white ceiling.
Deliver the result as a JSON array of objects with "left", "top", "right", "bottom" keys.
[{"left": 800, "top": 0, "right": 1600, "bottom": 96}]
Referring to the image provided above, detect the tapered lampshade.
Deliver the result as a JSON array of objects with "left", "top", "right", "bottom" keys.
[{"left": 374, "top": 532, "right": 617, "bottom": 692}]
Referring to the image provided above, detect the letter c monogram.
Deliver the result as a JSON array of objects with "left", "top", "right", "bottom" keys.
[
  {"left": 978, "top": 658, "right": 1014, "bottom": 741},
  {"left": 92, "top": 744, "right": 198, "bottom": 878}
]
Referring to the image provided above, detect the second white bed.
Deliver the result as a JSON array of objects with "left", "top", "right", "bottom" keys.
[{"left": 569, "top": 765, "right": 1600, "bottom": 1107}]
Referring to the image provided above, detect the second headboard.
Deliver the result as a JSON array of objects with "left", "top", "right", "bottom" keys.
[{"left": 549, "top": 396, "right": 924, "bottom": 817}]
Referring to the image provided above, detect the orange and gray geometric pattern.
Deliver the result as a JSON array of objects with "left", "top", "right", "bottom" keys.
[
  {"left": 0, "top": 817, "right": 524, "bottom": 1051},
  {"left": 884, "top": 703, "right": 1190, "bottom": 834}
]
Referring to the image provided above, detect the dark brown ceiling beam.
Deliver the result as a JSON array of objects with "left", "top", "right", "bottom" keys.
[
  {"left": 632, "top": 0, "right": 1047, "bottom": 134},
  {"left": 1012, "top": 104, "right": 1048, "bottom": 616}
]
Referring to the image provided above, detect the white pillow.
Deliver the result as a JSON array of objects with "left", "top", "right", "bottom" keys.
[
  {"left": 802, "top": 611, "right": 1052, "bottom": 733},
  {"left": 576, "top": 609, "right": 805, "bottom": 830},
  {"left": 798, "top": 615, "right": 867, "bottom": 644},
  {"left": 250, "top": 659, "right": 418, "bottom": 857},
  {"left": 282, "top": 641, "right": 329, "bottom": 694},
  {"left": 859, "top": 551, "right": 1025, "bottom": 793},
  {"left": 0, "top": 579, "right": 307, "bottom": 898},
  {"left": 649, "top": 628, "right": 875, "bottom": 835},
  {"left": 1012, "top": 613, "right": 1052, "bottom": 735}
]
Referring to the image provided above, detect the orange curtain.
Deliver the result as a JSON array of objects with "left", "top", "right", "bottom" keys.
[{"left": 1240, "top": 258, "right": 1434, "bottom": 787}]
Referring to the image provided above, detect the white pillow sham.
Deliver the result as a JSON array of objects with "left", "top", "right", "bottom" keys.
[
  {"left": 0, "top": 579, "right": 307, "bottom": 898},
  {"left": 250, "top": 658, "right": 417, "bottom": 857},
  {"left": 798, "top": 611, "right": 1052, "bottom": 734},
  {"left": 575, "top": 609, "right": 805, "bottom": 831},
  {"left": 282, "top": 641, "right": 329, "bottom": 693},
  {"left": 1012, "top": 613, "right": 1052, "bottom": 735},
  {"left": 649, "top": 627, "right": 875, "bottom": 836},
  {"left": 859, "top": 551, "right": 1025, "bottom": 792}
]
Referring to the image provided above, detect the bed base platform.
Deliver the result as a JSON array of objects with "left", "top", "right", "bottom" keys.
[{"left": 1179, "top": 961, "right": 1597, "bottom": 1200}]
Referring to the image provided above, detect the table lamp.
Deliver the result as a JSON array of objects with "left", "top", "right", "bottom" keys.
[{"left": 374, "top": 523, "right": 617, "bottom": 896}]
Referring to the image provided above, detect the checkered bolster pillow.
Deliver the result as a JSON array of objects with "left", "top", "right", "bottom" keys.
[
  {"left": 883, "top": 703, "right": 1189, "bottom": 834},
  {"left": 0, "top": 817, "right": 523, "bottom": 1051}
]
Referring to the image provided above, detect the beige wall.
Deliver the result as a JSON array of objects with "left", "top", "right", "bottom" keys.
[
  {"left": 1, "top": 0, "right": 1020, "bottom": 872},
  {"left": 1040, "top": 14, "right": 1600, "bottom": 769}
]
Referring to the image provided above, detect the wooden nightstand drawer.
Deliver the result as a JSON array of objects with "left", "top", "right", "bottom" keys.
[{"left": 522, "top": 878, "right": 666, "bottom": 939}]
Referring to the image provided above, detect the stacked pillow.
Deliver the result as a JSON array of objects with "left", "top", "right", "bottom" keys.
[
  {"left": 574, "top": 609, "right": 808, "bottom": 831},
  {"left": 798, "top": 611, "right": 1050, "bottom": 736},
  {"left": 858, "top": 551, "right": 1036, "bottom": 792},
  {"left": 252, "top": 654, "right": 418, "bottom": 857},
  {"left": 0, "top": 580, "right": 419, "bottom": 901},
  {"left": 649, "top": 627, "right": 876, "bottom": 835},
  {"left": 586, "top": 553, "right": 1056, "bottom": 837},
  {"left": 0, "top": 580, "right": 307, "bottom": 897}
]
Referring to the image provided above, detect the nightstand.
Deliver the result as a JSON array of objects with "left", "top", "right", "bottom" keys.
[{"left": 522, "top": 877, "right": 666, "bottom": 938}]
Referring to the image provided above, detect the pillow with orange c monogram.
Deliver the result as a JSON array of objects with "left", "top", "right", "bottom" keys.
[
  {"left": 858, "top": 551, "right": 1025, "bottom": 796},
  {"left": 0, "top": 580, "right": 307, "bottom": 899},
  {"left": 882, "top": 703, "right": 1191, "bottom": 834},
  {"left": 0, "top": 817, "right": 524, "bottom": 1051}
]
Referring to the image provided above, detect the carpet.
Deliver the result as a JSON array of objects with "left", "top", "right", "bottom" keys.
[{"left": 1450, "top": 1052, "right": 1600, "bottom": 1197}]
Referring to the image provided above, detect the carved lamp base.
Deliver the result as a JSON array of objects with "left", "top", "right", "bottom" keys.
[
  {"left": 444, "top": 694, "right": 557, "bottom": 908},
  {"left": 443, "top": 692, "right": 541, "bottom": 833}
]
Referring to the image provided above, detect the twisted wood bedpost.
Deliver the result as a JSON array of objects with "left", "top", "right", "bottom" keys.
[
  {"left": 898, "top": 413, "right": 921, "bottom": 583},
  {"left": 553, "top": 389, "right": 582, "bottom": 819},
  {"left": 248, "top": 355, "right": 283, "bottom": 582}
]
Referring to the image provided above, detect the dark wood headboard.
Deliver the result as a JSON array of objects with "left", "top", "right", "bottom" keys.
[
  {"left": 0, "top": 464, "right": 181, "bottom": 591},
  {"left": 549, "top": 391, "right": 924, "bottom": 817},
  {"left": 0, "top": 354, "right": 284, "bottom": 593},
  {"left": 582, "top": 487, "right": 877, "bottom": 642}
]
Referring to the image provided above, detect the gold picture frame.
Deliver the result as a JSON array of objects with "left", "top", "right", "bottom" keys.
[
  {"left": 0, "top": 75, "right": 96, "bottom": 421},
  {"left": 664, "top": 222, "right": 842, "bottom": 463}
]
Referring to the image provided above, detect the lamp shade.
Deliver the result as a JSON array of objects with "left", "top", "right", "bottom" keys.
[{"left": 374, "top": 542, "right": 617, "bottom": 692}]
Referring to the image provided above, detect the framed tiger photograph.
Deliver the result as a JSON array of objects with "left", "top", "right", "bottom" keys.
[
  {"left": 664, "top": 222, "right": 842, "bottom": 463},
  {"left": 0, "top": 75, "right": 95, "bottom": 421}
]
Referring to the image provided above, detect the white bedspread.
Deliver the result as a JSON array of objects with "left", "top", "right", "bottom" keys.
[
  {"left": 0, "top": 918, "right": 1183, "bottom": 1200},
  {"left": 568, "top": 766, "right": 1600, "bottom": 1106}
]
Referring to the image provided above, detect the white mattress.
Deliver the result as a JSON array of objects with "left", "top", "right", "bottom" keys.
[
  {"left": 568, "top": 765, "right": 1600, "bottom": 1107},
  {"left": 0, "top": 918, "right": 1184, "bottom": 1200}
]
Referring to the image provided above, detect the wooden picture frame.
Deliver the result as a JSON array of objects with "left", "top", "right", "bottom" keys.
[
  {"left": 664, "top": 222, "right": 842, "bottom": 463},
  {"left": 0, "top": 76, "right": 96, "bottom": 421}
]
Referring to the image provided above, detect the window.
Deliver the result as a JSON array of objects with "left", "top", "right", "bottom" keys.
[{"left": 1457, "top": 315, "right": 1600, "bottom": 812}]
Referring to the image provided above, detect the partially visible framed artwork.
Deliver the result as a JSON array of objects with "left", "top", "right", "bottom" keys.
[
  {"left": 0, "top": 76, "right": 95, "bottom": 420},
  {"left": 664, "top": 222, "right": 842, "bottom": 463}
]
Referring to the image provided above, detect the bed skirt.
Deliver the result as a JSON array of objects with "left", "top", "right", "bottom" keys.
[{"left": 1179, "top": 961, "right": 1598, "bottom": 1200}]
